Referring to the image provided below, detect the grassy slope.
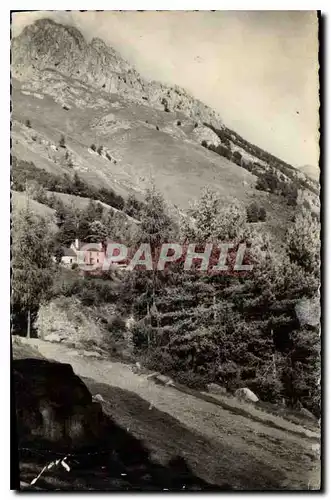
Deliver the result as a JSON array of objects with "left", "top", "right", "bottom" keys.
[
  {"left": 45, "top": 191, "right": 140, "bottom": 224},
  {"left": 11, "top": 77, "right": 296, "bottom": 243},
  {"left": 12, "top": 190, "right": 56, "bottom": 221}
]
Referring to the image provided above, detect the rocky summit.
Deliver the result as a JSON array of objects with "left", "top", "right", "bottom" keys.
[{"left": 12, "top": 18, "right": 223, "bottom": 126}]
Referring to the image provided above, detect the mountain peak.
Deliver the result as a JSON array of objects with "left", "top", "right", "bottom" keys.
[{"left": 12, "top": 18, "right": 223, "bottom": 126}]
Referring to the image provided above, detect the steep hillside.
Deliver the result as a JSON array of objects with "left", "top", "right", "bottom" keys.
[
  {"left": 11, "top": 77, "right": 256, "bottom": 209},
  {"left": 11, "top": 17, "right": 318, "bottom": 240},
  {"left": 12, "top": 190, "right": 56, "bottom": 223}
]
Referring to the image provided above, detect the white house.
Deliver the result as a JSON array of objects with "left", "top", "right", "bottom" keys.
[
  {"left": 70, "top": 238, "right": 105, "bottom": 267},
  {"left": 60, "top": 247, "right": 78, "bottom": 267}
]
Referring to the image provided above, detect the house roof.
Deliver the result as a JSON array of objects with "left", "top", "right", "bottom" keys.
[
  {"left": 62, "top": 247, "right": 77, "bottom": 257},
  {"left": 73, "top": 241, "right": 104, "bottom": 251}
]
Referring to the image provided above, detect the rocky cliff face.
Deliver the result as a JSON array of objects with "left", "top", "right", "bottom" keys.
[{"left": 12, "top": 18, "right": 223, "bottom": 127}]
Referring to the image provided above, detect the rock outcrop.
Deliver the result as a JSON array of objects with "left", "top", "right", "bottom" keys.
[
  {"left": 14, "top": 358, "right": 108, "bottom": 451},
  {"left": 12, "top": 18, "right": 223, "bottom": 127},
  {"left": 235, "top": 387, "right": 259, "bottom": 403}
]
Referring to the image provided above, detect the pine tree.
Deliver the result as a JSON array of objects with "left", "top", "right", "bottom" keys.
[{"left": 12, "top": 209, "right": 54, "bottom": 337}]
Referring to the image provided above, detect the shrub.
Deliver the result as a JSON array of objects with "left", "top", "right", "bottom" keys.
[
  {"left": 141, "top": 347, "right": 177, "bottom": 373},
  {"left": 241, "top": 160, "right": 253, "bottom": 173},
  {"left": 90, "top": 144, "right": 96, "bottom": 152},
  {"left": 256, "top": 175, "right": 269, "bottom": 192},
  {"left": 282, "top": 183, "right": 298, "bottom": 206},
  {"left": 106, "top": 152, "right": 112, "bottom": 161},
  {"left": 246, "top": 202, "right": 267, "bottom": 222},
  {"left": 161, "top": 97, "right": 170, "bottom": 112},
  {"left": 201, "top": 140, "right": 208, "bottom": 148},
  {"left": 173, "top": 370, "right": 209, "bottom": 390},
  {"left": 215, "top": 144, "right": 232, "bottom": 160},
  {"left": 259, "top": 206, "right": 267, "bottom": 221},
  {"left": 248, "top": 374, "right": 284, "bottom": 404},
  {"left": 216, "top": 361, "right": 240, "bottom": 391},
  {"left": 59, "top": 135, "right": 66, "bottom": 148},
  {"left": 177, "top": 120, "right": 181, "bottom": 126},
  {"left": 232, "top": 150, "right": 242, "bottom": 166},
  {"left": 246, "top": 202, "right": 259, "bottom": 222},
  {"left": 131, "top": 323, "right": 154, "bottom": 351},
  {"left": 97, "top": 145, "right": 103, "bottom": 155},
  {"left": 25, "top": 119, "right": 31, "bottom": 128},
  {"left": 102, "top": 315, "right": 126, "bottom": 349}
]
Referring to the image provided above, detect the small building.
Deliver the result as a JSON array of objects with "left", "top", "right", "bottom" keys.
[
  {"left": 70, "top": 239, "right": 105, "bottom": 268},
  {"left": 59, "top": 247, "right": 77, "bottom": 267}
]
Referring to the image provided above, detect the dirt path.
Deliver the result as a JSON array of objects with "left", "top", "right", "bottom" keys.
[{"left": 15, "top": 338, "right": 320, "bottom": 490}]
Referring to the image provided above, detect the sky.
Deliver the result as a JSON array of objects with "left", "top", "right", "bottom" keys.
[{"left": 12, "top": 11, "right": 319, "bottom": 171}]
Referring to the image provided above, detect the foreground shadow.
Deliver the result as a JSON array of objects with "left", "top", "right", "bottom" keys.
[{"left": 13, "top": 358, "right": 231, "bottom": 491}]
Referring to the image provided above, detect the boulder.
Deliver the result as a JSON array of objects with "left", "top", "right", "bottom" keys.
[
  {"left": 82, "top": 350, "right": 102, "bottom": 358},
  {"left": 295, "top": 296, "right": 320, "bottom": 327},
  {"left": 93, "top": 393, "right": 105, "bottom": 403},
  {"left": 44, "top": 332, "right": 64, "bottom": 343},
  {"left": 235, "top": 387, "right": 259, "bottom": 403},
  {"left": 154, "top": 374, "right": 174, "bottom": 386},
  {"left": 207, "top": 383, "right": 227, "bottom": 396},
  {"left": 14, "top": 358, "right": 109, "bottom": 451}
]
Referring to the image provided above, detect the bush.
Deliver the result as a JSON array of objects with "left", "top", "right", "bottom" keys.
[
  {"left": 25, "top": 119, "right": 31, "bottom": 128},
  {"left": 248, "top": 374, "right": 284, "bottom": 404},
  {"left": 256, "top": 169, "right": 298, "bottom": 206},
  {"left": 246, "top": 202, "right": 267, "bottom": 222},
  {"left": 215, "top": 144, "right": 232, "bottom": 160},
  {"left": 131, "top": 323, "right": 154, "bottom": 352},
  {"left": 256, "top": 175, "right": 269, "bottom": 192},
  {"left": 177, "top": 120, "right": 181, "bottom": 126},
  {"left": 102, "top": 315, "right": 126, "bottom": 348},
  {"left": 97, "top": 145, "right": 103, "bottom": 155},
  {"left": 232, "top": 150, "right": 242, "bottom": 166},
  {"left": 282, "top": 183, "right": 298, "bottom": 206},
  {"left": 259, "top": 206, "right": 267, "bottom": 221},
  {"left": 173, "top": 370, "right": 209, "bottom": 390},
  {"left": 241, "top": 160, "right": 254, "bottom": 173},
  {"left": 106, "top": 152, "right": 112, "bottom": 161},
  {"left": 216, "top": 361, "right": 241, "bottom": 392},
  {"left": 201, "top": 140, "right": 208, "bottom": 148},
  {"left": 142, "top": 347, "right": 177, "bottom": 373},
  {"left": 59, "top": 135, "right": 66, "bottom": 148},
  {"left": 90, "top": 144, "right": 96, "bottom": 152},
  {"left": 161, "top": 97, "right": 170, "bottom": 112}
]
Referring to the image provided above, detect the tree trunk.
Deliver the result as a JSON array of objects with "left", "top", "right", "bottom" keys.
[{"left": 27, "top": 309, "right": 31, "bottom": 338}]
